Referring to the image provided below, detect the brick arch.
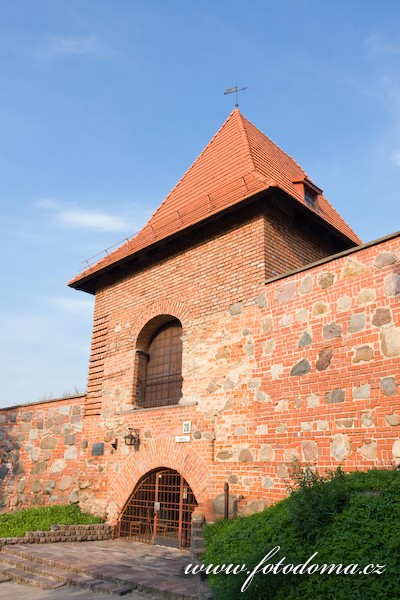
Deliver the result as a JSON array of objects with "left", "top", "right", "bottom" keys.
[
  {"left": 131, "top": 299, "right": 190, "bottom": 406},
  {"left": 136, "top": 315, "right": 181, "bottom": 353},
  {"left": 132, "top": 299, "right": 192, "bottom": 342},
  {"left": 110, "top": 438, "right": 211, "bottom": 515}
]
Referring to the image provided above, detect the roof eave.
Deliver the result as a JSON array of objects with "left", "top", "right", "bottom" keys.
[
  {"left": 68, "top": 185, "right": 275, "bottom": 293},
  {"left": 68, "top": 184, "right": 359, "bottom": 295},
  {"left": 275, "top": 187, "right": 361, "bottom": 247}
]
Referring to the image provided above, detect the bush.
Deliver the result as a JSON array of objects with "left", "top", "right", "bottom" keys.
[
  {"left": 0, "top": 504, "right": 103, "bottom": 537},
  {"left": 285, "top": 460, "right": 350, "bottom": 543},
  {"left": 203, "top": 467, "right": 400, "bottom": 600}
]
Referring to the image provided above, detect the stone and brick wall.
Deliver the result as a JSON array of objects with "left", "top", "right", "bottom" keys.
[
  {"left": 71, "top": 199, "right": 343, "bottom": 519},
  {"left": 0, "top": 395, "right": 85, "bottom": 512},
  {"left": 73, "top": 231, "right": 399, "bottom": 523},
  {"left": 0, "top": 209, "right": 398, "bottom": 527},
  {"left": 209, "top": 233, "right": 400, "bottom": 513},
  {"left": 84, "top": 197, "right": 340, "bottom": 418}
]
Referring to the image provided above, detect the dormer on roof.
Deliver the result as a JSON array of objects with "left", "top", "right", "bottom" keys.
[{"left": 293, "top": 178, "right": 323, "bottom": 210}]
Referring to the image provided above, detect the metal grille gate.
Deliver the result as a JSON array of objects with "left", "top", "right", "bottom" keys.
[
  {"left": 118, "top": 468, "right": 197, "bottom": 548},
  {"left": 141, "top": 321, "right": 183, "bottom": 409}
]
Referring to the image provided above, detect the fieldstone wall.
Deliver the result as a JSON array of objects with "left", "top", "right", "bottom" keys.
[
  {"left": 75, "top": 233, "right": 400, "bottom": 523},
  {"left": 0, "top": 395, "right": 85, "bottom": 512},
  {"left": 0, "top": 234, "right": 399, "bottom": 525},
  {"left": 207, "top": 234, "right": 400, "bottom": 510}
]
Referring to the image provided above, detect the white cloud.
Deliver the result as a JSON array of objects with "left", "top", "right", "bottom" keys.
[
  {"left": 34, "top": 199, "right": 129, "bottom": 232},
  {"left": 56, "top": 208, "right": 128, "bottom": 231},
  {"left": 43, "top": 34, "right": 100, "bottom": 58}
]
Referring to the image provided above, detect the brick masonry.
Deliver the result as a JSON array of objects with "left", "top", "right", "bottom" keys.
[{"left": 0, "top": 201, "right": 399, "bottom": 526}]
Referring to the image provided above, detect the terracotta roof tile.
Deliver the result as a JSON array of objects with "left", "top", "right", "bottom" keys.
[{"left": 69, "top": 109, "right": 361, "bottom": 289}]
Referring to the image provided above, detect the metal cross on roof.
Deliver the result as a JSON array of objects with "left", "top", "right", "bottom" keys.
[{"left": 224, "top": 84, "right": 247, "bottom": 107}]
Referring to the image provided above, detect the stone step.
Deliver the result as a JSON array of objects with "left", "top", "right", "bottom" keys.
[
  {"left": 0, "top": 565, "right": 66, "bottom": 590},
  {"left": 0, "top": 544, "right": 196, "bottom": 597},
  {"left": 0, "top": 551, "right": 74, "bottom": 583},
  {"left": 0, "top": 549, "right": 133, "bottom": 595},
  {"left": 2, "top": 545, "right": 99, "bottom": 576}
]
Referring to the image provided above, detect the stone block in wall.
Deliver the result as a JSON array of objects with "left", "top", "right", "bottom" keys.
[
  {"left": 372, "top": 308, "right": 392, "bottom": 327},
  {"left": 301, "top": 441, "right": 318, "bottom": 461},
  {"left": 31, "top": 462, "right": 46, "bottom": 475},
  {"left": 326, "top": 389, "right": 345, "bottom": 404},
  {"left": 259, "top": 445, "right": 274, "bottom": 461},
  {"left": 323, "top": 322, "right": 342, "bottom": 340},
  {"left": 384, "top": 274, "right": 400, "bottom": 297},
  {"left": 384, "top": 414, "right": 400, "bottom": 426},
  {"left": 352, "top": 345, "right": 374, "bottom": 363},
  {"left": 290, "top": 358, "right": 311, "bottom": 376},
  {"left": 262, "top": 476, "right": 274, "bottom": 489},
  {"left": 58, "top": 475, "right": 74, "bottom": 491},
  {"left": 274, "top": 281, "right": 296, "bottom": 305},
  {"left": 298, "top": 330, "right": 312, "bottom": 347},
  {"left": 374, "top": 251, "right": 398, "bottom": 269},
  {"left": 317, "top": 272, "right": 335, "bottom": 289},
  {"left": 381, "top": 328, "right": 400, "bottom": 357},
  {"left": 238, "top": 449, "right": 254, "bottom": 462},
  {"left": 316, "top": 347, "right": 333, "bottom": 371},
  {"left": 216, "top": 449, "right": 234, "bottom": 461},
  {"left": 212, "top": 493, "right": 238, "bottom": 518},
  {"left": 312, "top": 301, "right": 330, "bottom": 317},
  {"left": 342, "top": 257, "right": 366, "bottom": 278},
  {"left": 40, "top": 436, "right": 57, "bottom": 450},
  {"left": 331, "top": 434, "right": 351, "bottom": 461},
  {"left": 229, "top": 302, "right": 243, "bottom": 316},
  {"left": 352, "top": 384, "right": 370, "bottom": 400},
  {"left": 380, "top": 376, "right": 397, "bottom": 396},
  {"left": 358, "top": 442, "right": 378, "bottom": 460},
  {"left": 299, "top": 275, "right": 313, "bottom": 295},
  {"left": 348, "top": 312, "right": 365, "bottom": 333},
  {"left": 337, "top": 295, "right": 351, "bottom": 311},
  {"left": 357, "top": 288, "right": 376, "bottom": 305}
]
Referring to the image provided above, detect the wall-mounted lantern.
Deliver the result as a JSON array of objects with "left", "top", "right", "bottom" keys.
[{"left": 124, "top": 428, "right": 140, "bottom": 451}]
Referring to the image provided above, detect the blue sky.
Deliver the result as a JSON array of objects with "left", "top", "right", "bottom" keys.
[{"left": 1, "top": 0, "right": 399, "bottom": 408}]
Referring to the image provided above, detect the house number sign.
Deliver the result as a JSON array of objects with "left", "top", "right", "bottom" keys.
[{"left": 182, "top": 421, "right": 191, "bottom": 434}]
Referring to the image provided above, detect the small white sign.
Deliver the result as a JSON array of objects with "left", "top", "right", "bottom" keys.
[
  {"left": 175, "top": 435, "right": 191, "bottom": 443},
  {"left": 182, "top": 421, "right": 192, "bottom": 434}
]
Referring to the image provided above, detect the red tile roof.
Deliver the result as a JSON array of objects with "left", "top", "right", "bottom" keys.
[{"left": 69, "top": 109, "right": 361, "bottom": 289}]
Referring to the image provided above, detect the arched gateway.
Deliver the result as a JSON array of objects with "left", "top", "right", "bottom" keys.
[{"left": 118, "top": 467, "right": 198, "bottom": 548}]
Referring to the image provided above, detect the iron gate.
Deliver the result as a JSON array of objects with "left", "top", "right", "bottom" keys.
[{"left": 118, "top": 468, "right": 197, "bottom": 548}]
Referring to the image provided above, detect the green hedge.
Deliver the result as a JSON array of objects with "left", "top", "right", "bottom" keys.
[{"left": 203, "top": 468, "right": 400, "bottom": 600}]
